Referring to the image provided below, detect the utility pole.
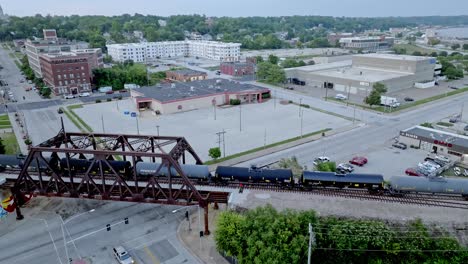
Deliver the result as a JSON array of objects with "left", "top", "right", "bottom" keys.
[
  {"left": 156, "top": 125, "right": 160, "bottom": 137},
  {"left": 308, "top": 223, "right": 315, "bottom": 264},
  {"left": 216, "top": 130, "right": 227, "bottom": 157}
]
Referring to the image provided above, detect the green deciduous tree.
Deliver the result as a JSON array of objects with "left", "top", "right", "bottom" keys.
[
  {"left": 268, "top": 54, "right": 279, "bottom": 65},
  {"left": 208, "top": 147, "right": 221, "bottom": 159},
  {"left": 256, "top": 62, "right": 286, "bottom": 84},
  {"left": 463, "top": 44, "right": 468, "bottom": 50},
  {"left": 364, "top": 82, "right": 387, "bottom": 107},
  {"left": 315, "top": 161, "right": 336, "bottom": 172},
  {"left": 451, "top": 43, "right": 461, "bottom": 50}
]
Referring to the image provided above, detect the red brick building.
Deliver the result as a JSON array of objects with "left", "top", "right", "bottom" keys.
[
  {"left": 166, "top": 69, "right": 207, "bottom": 82},
  {"left": 40, "top": 53, "right": 92, "bottom": 95},
  {"left": 220, "top": 62, "right": 255, "bottom": 76}
]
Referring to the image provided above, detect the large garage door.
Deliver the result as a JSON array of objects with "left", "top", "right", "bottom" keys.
[{"left": 334, "top": 84, "right": 346, "bottom": 92}]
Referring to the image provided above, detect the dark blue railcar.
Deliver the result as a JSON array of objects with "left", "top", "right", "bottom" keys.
[
  {"left": 135, "top": 162, "right": 211, "bottom": 181},
  {"left": 302, "top": 171, "right": 384, "bottom": 191},
  {"left": 214, "top": 166, "right": 294, "bottom": 186},
  {"left": 60, "top": 158, "right": 131, "bottom": 175}
]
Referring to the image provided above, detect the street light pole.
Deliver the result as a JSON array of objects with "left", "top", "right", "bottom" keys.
[
  {"left": 101, "top": 115, "right": 105, "bottom": 133},
  {"left": 299, "top": 98, "right": 302, "bottom": 117},
  {"left": 300, "top": 109, "right": 304, "bottom": 138},
  {"left": 239, "top": 103, "right": 242, "bottom": 132},
  {"left": 136, "top": 116, "right": 140, "bottom": 135}
]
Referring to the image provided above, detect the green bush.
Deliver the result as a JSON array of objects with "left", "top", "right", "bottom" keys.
[
  {"left": 106, "top": 98, "right": 112, "bottom": 102},
  {"left": 420, "top": 122, "right": 434, "bottom": 128},
  {"left": 230, "top": 99, "right": 241, "bottom": 105},
  {"left": 95, "top": 99, "right": 102, "bottom": 103},
  {"left": 300, "top": 104, "right": 310, "bottom": 108},
  {"left": 215, "top": 206, "right": 468, "bottom": 264}
]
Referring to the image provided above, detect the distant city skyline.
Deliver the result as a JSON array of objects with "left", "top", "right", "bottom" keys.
[{"left": 1, "top": 0, "right": 468, "bottom": 17}]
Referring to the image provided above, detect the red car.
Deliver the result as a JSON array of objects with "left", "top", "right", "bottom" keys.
[
  {"left": 405, "top": 168, "right": 421, "bottom": 177},
  {"left": 106, "top": 90, "right": 114, "bottom": 94},
  {"left": 349, "top": 156, "right": 368, "bottom": 166}
]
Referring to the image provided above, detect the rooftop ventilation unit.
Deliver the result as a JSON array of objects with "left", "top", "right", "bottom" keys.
[
  {"left": 190, "top": 86, "right": 195, "bottom": 92},
  {"left": 216, "top": 79, "right": 222, "bottom": 84},
  {"left": 171, "top": 83, "right": 176, "bottom": 88}
]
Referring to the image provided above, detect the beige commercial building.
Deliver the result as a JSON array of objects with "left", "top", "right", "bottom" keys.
[
  {"left": 131, "top": 79, "right": 270, "bottom": 114},
  {"left": 286, "top": 54, "right": 437, "bottom": 95}
]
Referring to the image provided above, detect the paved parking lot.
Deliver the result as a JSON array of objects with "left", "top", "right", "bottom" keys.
[
  {"left": 74, "top": 99, "right": 352, "bottom": 161},
  {"left": 289, "top": 77, "right": 468, "bottom": 108}
]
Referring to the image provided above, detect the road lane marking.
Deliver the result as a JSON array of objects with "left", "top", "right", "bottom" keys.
[{"left": 144, "top": 245, "right": 160, "bottom": 264}]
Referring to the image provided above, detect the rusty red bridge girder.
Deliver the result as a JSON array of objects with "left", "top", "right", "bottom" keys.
[{"left": 12, "top": 125, "right": 229, "bottom": 235}]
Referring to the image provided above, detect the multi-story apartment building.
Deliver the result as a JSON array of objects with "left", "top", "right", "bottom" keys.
[
  {"left": 339, "top": 36, "right": 395, "bottom": 52},
  {"left": 40, "top": 53, "right": 92, "bottom": 95},
  {"left": 107, "top": 40, "right": 241, "bottom": 63},
  {"left": 25, "top": 29, "right": 89, "bottom": 78}
]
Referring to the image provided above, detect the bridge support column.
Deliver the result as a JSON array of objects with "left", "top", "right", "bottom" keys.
[{"left": 204, "top": 204, "right": 210, "bottom": 236}]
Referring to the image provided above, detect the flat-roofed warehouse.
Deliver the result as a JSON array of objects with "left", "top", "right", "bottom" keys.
[
  {"left": 286, "top": 54, "right": 436, "bottom": 95},
  {"left": 131, "top": 79, "right": 270, "bottom": 114}
]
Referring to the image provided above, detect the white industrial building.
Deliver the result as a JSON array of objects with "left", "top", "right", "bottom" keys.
[
  {"left": 286, "top": 54, "right": 437, "bottom": 95},
  {"left": 339, "top": 36, "right": 395, "bottom": 52},
  {"left": 107, "top": 41, "right": 241, "bottom": 63}
]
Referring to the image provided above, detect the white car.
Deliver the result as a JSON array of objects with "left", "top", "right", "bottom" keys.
[
  {"left": 113, "top": 246, "right": 135, "bottom": 264},
  {"left": 313, "top": 156, "right": 330, "bottom": 165},
  {"left": 63, "top": 94, "right": 75, "bottom": 99},
  {"left": 335, "top": 94, "right": 347, "bottom": 100},
  {"left": 79, "top": 92, "right": 91, "bottom": 97}
]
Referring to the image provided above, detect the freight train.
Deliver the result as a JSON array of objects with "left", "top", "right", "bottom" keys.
[{"left": 0, "top": 155, "right": 467, "bottom": 199}]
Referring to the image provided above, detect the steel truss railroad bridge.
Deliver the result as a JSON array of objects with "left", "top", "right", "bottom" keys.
[{"left": 11, "top": 125, "right": 229, "bottom": 235}]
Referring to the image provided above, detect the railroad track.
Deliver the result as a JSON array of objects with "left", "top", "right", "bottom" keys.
[{"left": 3, "top": 170, "right": 468, "bottom": 209}]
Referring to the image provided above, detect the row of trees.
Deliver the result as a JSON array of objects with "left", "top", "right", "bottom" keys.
[
  {"left": 18, "top": 55, "right": 51, "bottom": 97},
  {"left": 92, "top": 61, "right": 148, "bottom": 89},
  {"left": 2, "top": 14, "right": 467, "bottom": 50},
  {"left": 215, "top": 205, "right": 468, "bottom": 264}
]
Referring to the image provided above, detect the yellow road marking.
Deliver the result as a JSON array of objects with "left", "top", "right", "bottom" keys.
[{"left": 144, "top": 245, "right": 160, "bottom": 264}]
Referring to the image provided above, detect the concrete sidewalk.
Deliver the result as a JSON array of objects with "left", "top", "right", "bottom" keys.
[
  {"left": 177, "top": 205, "right": 229, "bottom": 264},
  {"left": 208, "top": 123, "right": 363, "bottom": 171}
]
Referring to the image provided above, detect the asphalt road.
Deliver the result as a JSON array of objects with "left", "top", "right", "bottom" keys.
[
  {"left": 0, "top": 199, "right": 200, "bottom": 264},
  {"left": 237, "top": 84, "right": 468, "bottom": 173}
]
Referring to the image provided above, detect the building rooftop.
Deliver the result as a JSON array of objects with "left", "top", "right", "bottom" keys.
[
  {"left": 403, "top": 126, "right": 468, "bottom": 149},
  {"left": 285, "top": 60, "right": 353, "bottom": 73},
  {"left": 354, "top": 53, "right": 434, "bottom": 62},
  {"left": 133, "top": 78, "right": 268, "bottom": 103},
  {"left": 311, "top": 66, "right": 410, "bottom": 83},
  {"left": 167, "top": 69, "right": 207, "bottom": 76}
]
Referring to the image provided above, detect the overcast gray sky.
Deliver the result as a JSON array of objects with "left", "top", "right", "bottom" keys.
[{"left": 2, "top": 0, "right": 467, "bottom": 17}]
